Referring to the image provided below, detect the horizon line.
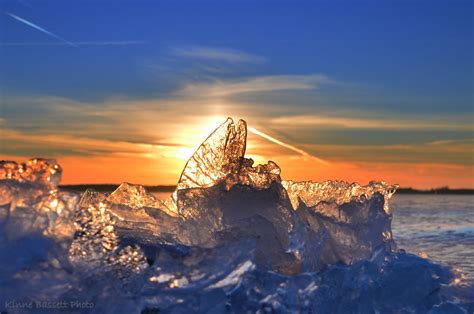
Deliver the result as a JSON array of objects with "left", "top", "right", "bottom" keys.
[{"left": 58, "top": 183, "right": 474, "bottom": 192}]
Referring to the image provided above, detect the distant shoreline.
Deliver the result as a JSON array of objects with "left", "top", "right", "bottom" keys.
[
  {"left": 59, "top": 184, "right": 177, "bottom": 193},
  {"left": 59, "top": 184, "right": 474, "bottom": 195}
]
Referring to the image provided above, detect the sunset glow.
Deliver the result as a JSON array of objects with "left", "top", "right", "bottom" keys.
[
  {"left": 2, "top": 113, "right": 473, "bottom": 189},
  {"left": 1, "top": 1, "right": 472, "bottom": 189}
]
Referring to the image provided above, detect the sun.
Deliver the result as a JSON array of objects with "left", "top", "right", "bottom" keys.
[{"left": 174, "top": 147, "right": 195, "bottom": 160}]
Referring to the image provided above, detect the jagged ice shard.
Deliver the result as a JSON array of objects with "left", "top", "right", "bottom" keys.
[{"left": 0, "top": 118, "right": 472, "bottom": 313}]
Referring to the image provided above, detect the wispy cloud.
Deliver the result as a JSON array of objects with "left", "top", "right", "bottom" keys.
[
  {"left": 3, "top": 93, "right": 473, "bottom": 187},
  {"left": 172, "top": 46, "right": 266, "bottom": 63},
  {"left": 178, "top": 74, "right": 330, "bottom": 97},
  {"left": 428, "top": 139, "right": 474, "bottom": 146},
  {"left": 5, "top": 12, "right": 78, "bottom": 47},
  {"left": 0, "top": 128, "right": 177, "bottom": 158},
  {"left": 0, "top": 41, "right": 148, "bottom": 47},
  {"left": 270, "top": 115, "right": 474, "bottom": 131},
  {"left": 298, "top": 141, "right": 474, "bottom": 164}
]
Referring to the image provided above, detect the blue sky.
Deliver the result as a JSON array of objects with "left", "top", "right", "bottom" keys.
[{"left": 0, "top": 0, "right": 473, "bottom": 187}]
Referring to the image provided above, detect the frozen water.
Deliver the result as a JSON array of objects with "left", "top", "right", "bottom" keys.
[
  {"left": 0, "top": 119, "right": 472, "bottom": 313},
  {"left": 177, "top": 118, "right": 247, "bottom": 191},
  {"left": 282, "top": 180, "right": 398, "bottom": 213},
  {"left": 0, "top": 159, "right": 79, "bottom": 240},
  {"left": 286, "top": 180, "right": 398, "bottom": 268}
]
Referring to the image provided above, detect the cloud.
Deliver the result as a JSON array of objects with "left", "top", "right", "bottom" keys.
[
  {"left": 0, "top": 128, "right": 173, "bottom": 157},
  {"left": 297, "top": 141, "right": 474, "bottom": 165},
  {"left": 428, "top": 138, "right": 474, "bottom": 146},
  {"left": 0, "top": 95, "right": 259, "bottom": 159},
  {"left": 269, "top": 115, "right": 474, "bottom": 131},
  {"left": 2, "top": 79, "right": 472, "bottom": 179},
  {"left": 178, "top": 74, "right": 330, "bottom": 97},
  {"left": 172, "top": 46, "right": 266, "bottom": 63},
  {"left": 2, "top": 92, "right": 473, "bottom": 188},
  {"left": 0, "top": 41, "right": 148, "bottom": 47}
]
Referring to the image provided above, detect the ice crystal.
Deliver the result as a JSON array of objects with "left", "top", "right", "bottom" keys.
[{"left": 177, "top": 118, "right": 247, "bottom": 190}]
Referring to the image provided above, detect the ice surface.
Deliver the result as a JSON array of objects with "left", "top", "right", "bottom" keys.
[
  {"left": 177, "top": 118, "right": 281, "bottom": 194},
  {"left": 282, "top": 179, "right": 398, "bottom": 213},
  {"left": 285, "top": 180, "right": 398, "bottom": 268},
  {"left": 0, "top": 121, "right": 472, "bottom": 313},
  {"left": 69, "top": 198, "right": 148, "bottom": 277},
  {"left": 177, "top": 118, "right": 247, "bottom": 191},
  {"left": 0, "top": 159, "right": 79, "bottom": 240}
]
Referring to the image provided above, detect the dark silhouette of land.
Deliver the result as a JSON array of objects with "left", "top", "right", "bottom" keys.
[
  {"left": 59, "top": 184, "right": 474, "bottom": 194},
  {"left": 60, "top": 184, "right": 176, "bottom": 193},
  {"left": 396, "top": 187, "right": 473, "bottom": 195}
]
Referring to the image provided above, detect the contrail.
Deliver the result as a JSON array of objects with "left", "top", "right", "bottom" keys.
[
  {"left": 0, "top": 41, "right": 148, "bottom": 47},
  {"left": 248, "top": 126, "right": 328, "bottom": 165},
  {"left": 5, "top": 12, "right": 78, "bottom": 47}
]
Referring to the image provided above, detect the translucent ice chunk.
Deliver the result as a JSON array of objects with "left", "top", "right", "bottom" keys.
[
  {"left": 108, "top": 182, "right": 162, "bottom": 209},
  {"left": 285, "top": 180, "right": 397, "bottom": 268},
  {"left": 163, "top": 118, "right": 398, "bottom": 273},
  {"left": 174, "top": 182, "right": 299, "bottom": 273},
  {"left": 0, "top": 159, "right": 78, "bottom": 239},
  {"left": 237, "top": 158, "right": 282, "bottom": 189},
  {"left": 69, "top": 200, "right": 148, "bottom": 275},
  {"left": 177, "top": 117, "right": 247, "bottom": 190},
  {"left": 177, "top": 118, "right": 281, "bottom": 194},
  {"left": 107, "top": 182, "right": 178, "bottom": 217},
  {"left": 295, "top": 194, "right": 396, "bottom": 268},
  {"left": 0, "top": 160, "right": 21, "bottom": 180},
  {"left": 69, "top": 201, "right": 119, "bottom": 263},
  {"left": 282, "top": 180, "right": 398, "bottom": 213},
  {"left": 78, "top": 184, "right": 181, "bottom": 247},
  {"left": 0, "top": 158, "right": 62, "bottom": 189}
]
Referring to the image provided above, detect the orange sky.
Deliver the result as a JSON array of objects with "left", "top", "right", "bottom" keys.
[
  {"left": 55, "top": 155, "right": 472, "bottom": 189},
  {"left": 2, "top": 117, "right": 473, "bottom": 189},
  {"left": 1, "top": 92, "right": 472, "bottom": 190}
]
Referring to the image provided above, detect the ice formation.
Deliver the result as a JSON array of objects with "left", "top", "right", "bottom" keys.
[{"left": 0, "top": 118, "right": 472, "bottom": 313}]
